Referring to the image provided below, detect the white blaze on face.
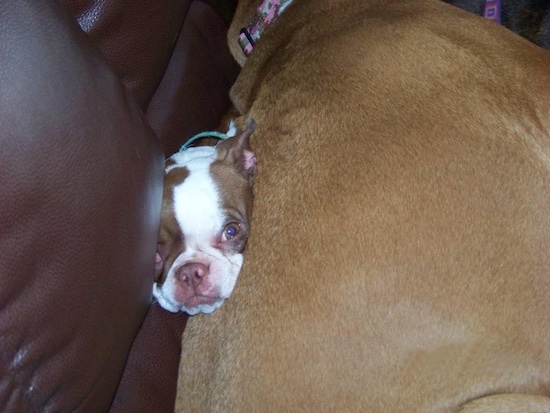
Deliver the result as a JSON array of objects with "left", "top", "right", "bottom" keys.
[
  {"left": 171, "top": 148, "right": 222, "bottom": 249},
  {"left": 155, "top": 146, "right": 245, "bottom": 315}
]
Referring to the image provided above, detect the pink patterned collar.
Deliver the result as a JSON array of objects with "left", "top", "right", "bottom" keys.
[
  {"left": 238, "top": 0, "right": 500, "bottom": 56},
  {"left": 483, "top": 0, "right": 501, "bottom": 24},
  {"left": 238, "top": 0, "right": 293, "bottom": 56}
]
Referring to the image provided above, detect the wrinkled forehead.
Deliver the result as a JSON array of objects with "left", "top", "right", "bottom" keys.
[{"left": 166, "top": 146, "right": 217, "bottom": 172}]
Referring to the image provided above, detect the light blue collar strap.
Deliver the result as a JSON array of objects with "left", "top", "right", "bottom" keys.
[{"left": 179, "top": 131, "right": 230, "bottom": 151}]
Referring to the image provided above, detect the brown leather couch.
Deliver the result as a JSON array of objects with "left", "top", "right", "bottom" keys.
[
  {"left": 5, "top": 1, "right": 547, "bottom": 412},
  {"left": 0, "top": 0, "right": 239, "bottom": 411}
]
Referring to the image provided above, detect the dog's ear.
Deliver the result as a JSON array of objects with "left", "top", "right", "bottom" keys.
[{"left": 217, "top": 119, "right": 257, "bottom": 180}]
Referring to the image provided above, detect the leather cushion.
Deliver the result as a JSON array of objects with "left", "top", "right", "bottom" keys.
[
  {"left": 145, "top": 1, "right": 241, "bottom": 156},
  {"left": 66, "top": 0, "right": 194, "bottom": 110},
  {"left": 0, "top": 1, "right": 163, "bottom": 410}
]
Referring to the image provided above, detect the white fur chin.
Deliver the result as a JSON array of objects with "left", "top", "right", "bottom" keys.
[
  {"left": 153, "top": 283, "right": 226, "bottom": 315},
  {"left": 182, "top": 300, "right": 224, "bottom": 316}
]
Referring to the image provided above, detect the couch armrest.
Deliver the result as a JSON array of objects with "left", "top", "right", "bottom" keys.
[{"left": 0, "top": 1, "right": 163, "bottom": 410}]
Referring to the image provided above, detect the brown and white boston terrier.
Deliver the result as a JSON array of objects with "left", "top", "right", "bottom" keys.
[{"left": 153, "top": 121, "right": 256, "bottom": 315}]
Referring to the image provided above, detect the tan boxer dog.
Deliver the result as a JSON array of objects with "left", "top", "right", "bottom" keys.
[{"left": 176, "top": 0, "right": 550, "bottom": 411}]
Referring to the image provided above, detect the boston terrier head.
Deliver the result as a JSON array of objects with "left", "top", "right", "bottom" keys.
[{"left": 153, "top": 122, "right": 256, "bottom": 315}]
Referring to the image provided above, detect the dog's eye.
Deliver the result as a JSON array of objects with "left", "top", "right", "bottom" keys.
[{"left": 223, "top": 223, "right": 240, "bottom": 240}]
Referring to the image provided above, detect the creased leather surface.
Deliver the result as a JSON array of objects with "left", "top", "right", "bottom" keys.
[
  {"left": 110, "top": 304, "right": 188, "bottom": 413},
  {"left": 146, "top": 1, "right": 240, "bottom": 157},
  {"left": 66, "top": 0, "right": 193, "bottom": 110},
  {"left": 0, "top": 0, "right": 163, "bottom": 411}
]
